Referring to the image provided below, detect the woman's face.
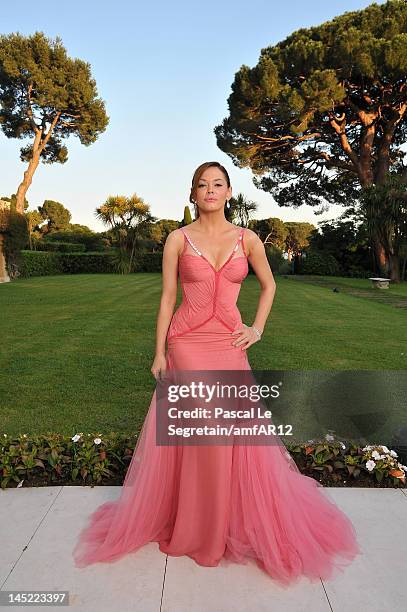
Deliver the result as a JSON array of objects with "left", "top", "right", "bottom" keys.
[{"left": 194, "top": 167, "right": 232, "bottom": 211}]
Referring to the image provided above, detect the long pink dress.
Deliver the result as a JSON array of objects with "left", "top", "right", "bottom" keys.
[{"left": 72, "top": 226, "right": 362, "bottom": 587}]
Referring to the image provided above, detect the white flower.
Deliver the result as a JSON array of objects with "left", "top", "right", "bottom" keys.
[
  {"left": 340, "top": 442, "right": 346, "bottom": 449},
  {"left": 366, "top": 460, "right": 376, "bottom": 471},
  {"left": 379, "top": 454, "right": 387, "bottom": 460},
  {"left": 71, "top": 434, "right": 81, "bottom": 443},
  {"left": 372, "top": 450, "right": 382, "bottom": 460},
  {"left": 325, "top": 434, "right": 334, "bottom": 442},
  {"left": 94, "top": 438, "right": 102, "bottom": 445},
  {"left": 389, "top": 450, "right": 398, "bottom": 458},
  {"left": 362, "top": 445, "right": 372, "bottom": 451},
  {"left": 380, "top": 445, "right": 390, "bottom": 454}
]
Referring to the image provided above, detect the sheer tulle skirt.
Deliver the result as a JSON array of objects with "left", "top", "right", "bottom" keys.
[{"left": 73, "top": 318, "right": 362, "bottom": 586}]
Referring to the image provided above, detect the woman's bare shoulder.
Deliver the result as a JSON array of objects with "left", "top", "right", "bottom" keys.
[
  {"left": 242, "top": 228, "right": 260, "bottom": 257},
  {"left": 165, "top": 228, "right": 185, "bottom": 255}
]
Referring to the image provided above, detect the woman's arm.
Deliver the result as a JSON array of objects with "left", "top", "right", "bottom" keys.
[
  {"left": 154, "top": 229, "right": 182, "bottom": 357},
  {"left": 245, "top": 229, "right": 277, "bottom": 334}
]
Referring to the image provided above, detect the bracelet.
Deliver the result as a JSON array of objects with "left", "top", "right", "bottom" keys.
[
  {"left": 252, "top": 325, "right": 262, "bottom": 339},
  {"left": 243, "top": 323, "right": 262, "bottom": 340}
]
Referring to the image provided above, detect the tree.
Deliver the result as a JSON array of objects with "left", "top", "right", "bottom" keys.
[
  {"left": 95, "top": 194, "right": 157, "bottom": 273},
  {"left": 1, "top": 194, "right": 28, "bottom": 212},
  {"left": 359, "top": 173, "right": 407, "bottom": 281},
  {"left": 229, "top": 193, "right": 258, "bottom": 226},
  {"left": 38, "top": 199, "right": 71, "bottom": 234},
  {"left": 214, "top": 0, "right": 407, "bottom": 279},
  {"left": 284, "top": 222, "right": 315, "bottom": 262},
  {"left": 149, "top": 219, "right": 180, "bottom": 249},
  {"left": 308, "top": 215, "right": 373, "bottom": 275},
  {"left": 0, "top": 31, "right": 109, "bottom": 214},
  {"left": 25, "top": 209, "right": 43, "bottom": 249},
  {"left": 249, "top": 217, "right": 288, "bottom": 249},
  {"left": 183, "top": 206, "right": 193, "bottom": 225}
]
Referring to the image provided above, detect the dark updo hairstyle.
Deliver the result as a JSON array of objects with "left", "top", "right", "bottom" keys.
[{"left": 189, "top": 161, "right": 231, "bottom": 219}]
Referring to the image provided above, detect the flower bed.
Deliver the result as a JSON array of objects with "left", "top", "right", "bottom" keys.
[
  {"left": 0, "top": 432, "right": 406, "bottom": 489},
  {"left": 290, "top": 437, "right": 406, "bottom": 488}
]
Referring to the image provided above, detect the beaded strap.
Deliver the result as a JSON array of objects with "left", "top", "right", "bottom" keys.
[{"left": 183, "top": 232, "right": 202, "bottom": 256}]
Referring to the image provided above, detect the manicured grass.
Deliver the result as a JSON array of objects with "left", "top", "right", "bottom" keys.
[
  {"left": 289, "top": 274, "right": 407, "bottom": 296},
  {"left": 241, "top": 274, "right": 405, "bottom": 370},
  {"left": 1, "top": 273, "right": 405, "bottom": 439}
]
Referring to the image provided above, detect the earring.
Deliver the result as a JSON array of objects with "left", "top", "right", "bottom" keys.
[{"left": 226, "top": 200, "right": 230, "bottom": 209}]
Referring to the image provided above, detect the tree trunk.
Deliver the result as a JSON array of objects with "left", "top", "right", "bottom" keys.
[
  {"left": 15, "top": 155, "right": 40, "bottom": 214},
  {"left": 373, "top": 240, "right": 388, "bottom": 277},
  {"left": 389, "top": 254, "right": 400, "bottom": 283},
  {"left": 14, "top": 114, "right": 60, "bottom": 214}
]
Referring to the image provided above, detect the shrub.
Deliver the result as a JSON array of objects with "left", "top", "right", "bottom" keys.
[
  {"left": 1, "top": 210, "right": 29, "bottom": 278},
  {"left": 60, "top": 252, "right": 116, "bottom": 274},
  {"left": 345, "top": 265, "right": 374, "bottom": 278},
  {"left": 133, "top": 252, "right": 163, "bottom": 272},
  {"left": 298, "top": 250, "right": 340, "bottom": 276},
  {"left": 19, "top": 250, "right": 116, "bottom": 277},
  {"left": 19, "top": 251, "right": 63, "bottom": 277},
  {"left": 34, "top": 240, "right": 86, "bottom": 253}
]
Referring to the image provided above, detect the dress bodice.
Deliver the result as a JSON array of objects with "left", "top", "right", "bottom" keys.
[{"left": 167, "top": 227, "right": 249, "bottom": 341}]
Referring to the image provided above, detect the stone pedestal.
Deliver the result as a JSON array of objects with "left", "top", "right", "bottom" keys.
[
  {"left": 0, "top": 234, "right": 10, "bottom": 283},
  {"left": 368, "top": 277, "right": 391, "bottom": 289}
]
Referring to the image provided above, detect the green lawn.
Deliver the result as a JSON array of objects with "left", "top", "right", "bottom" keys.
[{"left": 1, "top": 273, "right": 405, "bottom": 440}]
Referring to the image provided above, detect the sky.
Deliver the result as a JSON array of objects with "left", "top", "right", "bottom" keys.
[{"left": 1, "top": 0, "right": 385, "bottom": 232}]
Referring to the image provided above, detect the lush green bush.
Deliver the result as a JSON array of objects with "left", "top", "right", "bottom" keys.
[
  {"left": 1, "top": 210, "right": 29, "bottom": 279},
  {"left": 298, "top": 250, "right": 340, "bottom": 276},
  {"left": 17, "top": 248, "right": 291, "bottom": 276},
  {"left": 60, "top": 252, "right": 116, "bottom": 274},
  {"left": 346, "top": 265, "right": 374, "bottom": 279},
  {"left": 133, "top": 252, "right": 163, "bottom": 272},
  {"left": 19, "top": 250, "right": 63, "bottom": 277},
  {"left": 19, "top": 250, "right": 116, "bottom": 277},
  {"left": 39, "top": 230, "right": 108, "bottom": 252},
  {"left": 34, "top": 240, "right": 86, "bottom": 253}
]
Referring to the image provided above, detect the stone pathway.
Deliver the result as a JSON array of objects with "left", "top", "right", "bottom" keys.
[{"left": 1, "top": 486, "right": 406, "bottom": 611}]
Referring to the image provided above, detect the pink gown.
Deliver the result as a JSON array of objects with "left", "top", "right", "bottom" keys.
[{"left": 72, "top": 226, "right": 362, "bottom": 587}]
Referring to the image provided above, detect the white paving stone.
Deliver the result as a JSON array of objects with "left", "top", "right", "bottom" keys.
[
  {"left": 0, "top": 485, "right": 405, "bottom": 611},
  {"left": 322, "top": 488, "right": 407, "bottom": 612}
]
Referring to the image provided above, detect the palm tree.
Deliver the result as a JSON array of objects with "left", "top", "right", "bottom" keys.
[
  {"left": 95, "top": 194, "right": 157, "bottom": 273},
  {"left": 229, "top": 193, "right": 258, "bottom": 227}
]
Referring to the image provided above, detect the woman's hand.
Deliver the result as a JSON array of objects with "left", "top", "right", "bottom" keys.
[
  {"left": 151, "top": 353, "right": 167, "bottom": 380},
  {"left": 230, "top": 324, "right": 261, "bottom": 351}
]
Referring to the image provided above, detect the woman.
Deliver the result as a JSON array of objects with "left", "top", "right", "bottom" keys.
[{"left": 73, "top": 161, "right": 361, "bottom": 587}]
